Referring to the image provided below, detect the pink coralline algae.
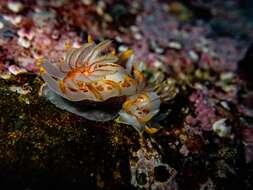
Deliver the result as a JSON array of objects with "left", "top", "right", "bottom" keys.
[
  {"left": 136, "top": 0, "right": 179, "bottom": 48},
  {"left": 0, "top": 7, "right": 82, "bottom": 75},
  {"left": 186, "top": 91, "right": 217, "bottom": 131},
  {"left": 131, "top": 39, "right": 163, "bottom": 67},
  {"left": 198, "top": 38, "right": 247, "bottom": 72},
  {"left": 134, "top": 0, "right": 249, "bottom": 75},
  {"left": 164, "top": 49, "right": 194, "bottom": 75}
]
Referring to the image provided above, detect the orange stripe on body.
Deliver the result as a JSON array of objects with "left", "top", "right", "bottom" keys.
[
  {"left": 104, "top": 80, "right": 122, "bottom": 95},
  {"left": 86, "top": 83, "right": 104, "bottom": 101},
  {"left": 59, "top": 80, "right": 66, "bottom": 93}
]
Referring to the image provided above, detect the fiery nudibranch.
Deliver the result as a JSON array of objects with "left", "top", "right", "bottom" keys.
[{"left": 40, "top": 37, "right": 171, "bottom": 133}]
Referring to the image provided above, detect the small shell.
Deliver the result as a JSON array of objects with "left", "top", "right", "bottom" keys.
[{"left": 212, "top": 118, "right": 231, "bottom": 137}]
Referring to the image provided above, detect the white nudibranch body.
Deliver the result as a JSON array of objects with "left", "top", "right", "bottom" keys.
[{"left": 40, "top": 38, "right": 169, "bottom": 133}]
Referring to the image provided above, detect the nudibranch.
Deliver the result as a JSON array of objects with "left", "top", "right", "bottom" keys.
[
  {"left": 40, "top": 40, "right": 138, "bottom": 102},
  {"left": 39, "top": 38, "right": 142, "bottom": 121},
  {"left": 39, "top": 37, "right": 173, "bottom": 133},
  {"left": 118, "top": 82, "right": 175, "bottom": 133}
]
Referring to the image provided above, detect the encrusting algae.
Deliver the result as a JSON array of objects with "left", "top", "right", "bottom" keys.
[{"left": 39, "top": 36, "right": 172, "bottom": 133}]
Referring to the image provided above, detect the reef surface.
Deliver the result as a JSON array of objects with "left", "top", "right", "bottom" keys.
[{"left": 0, "top": 0, "right": 253, "bottom": 189}]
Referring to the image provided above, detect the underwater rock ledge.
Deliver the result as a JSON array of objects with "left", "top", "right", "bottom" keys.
[{"left": 0, "top": 75, "right": 140, "bottom": 189}]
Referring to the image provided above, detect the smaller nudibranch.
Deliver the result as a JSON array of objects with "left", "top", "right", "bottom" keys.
[{"left": 118, "top": 91, "right": 161, "bottom": 133}]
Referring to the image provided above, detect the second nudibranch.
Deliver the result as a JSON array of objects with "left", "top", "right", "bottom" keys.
[{"left": 118, "top": 91, "right": 161, "bottom": 133}]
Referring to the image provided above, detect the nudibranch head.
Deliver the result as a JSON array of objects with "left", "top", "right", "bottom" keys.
[
  {"left": 118, "top": 91, "right": 161, "bottom": 133},
  {"left": 40, "top": 40, "right": 138, "bottom": 103}
]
